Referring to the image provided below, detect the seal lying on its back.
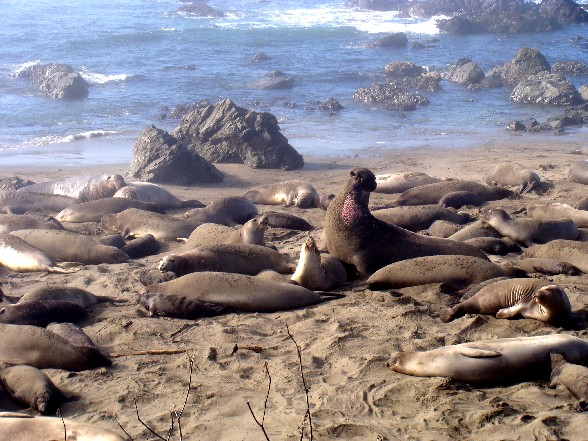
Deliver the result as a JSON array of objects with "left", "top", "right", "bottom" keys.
[
  {"left": 439, "top": 278, "right": 571, "bottom": 324},
  {"left": 0, "top": 213, "right": 63, "bottom": 233},
  {"left": 243, "top": 180, "right": 320, "bottom": 208},
  {"left": 484, "top": 162, "right": 542, "bottom": 193},
  {"left": 18, "top": 174, "right": 126, "bottom": 202},
  {"left": 114, "top": 181, "right": 203, "bottom": 209},
  {"left": 373, "top": 171, "right": 444, "bottom": 194},
  {"left": 291, "top": 236, "right": 347, "bottom": 291},
  {"left": 388, "top": 334, "right": 588, "bottom": 385},
  {"left": 550, "top": 353, "right": 588, "bottom": 412},
  {"left": 324, "top": 168, "right": 488, "bottom": 277},
  {"left": 0, "top": 191, "right": 79, "bottom": 215},
  {"left": 55, "top": 197, "right": 165, "bottom": 223},
  {"left": 184, "top": 196, "right": 258, "bottom": 226},
  {"left": 138, "top": 271, "right": 342, "bottom": 318}
]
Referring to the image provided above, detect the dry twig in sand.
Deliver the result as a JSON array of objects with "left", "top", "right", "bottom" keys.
[
  {"left": 247, "top": 361, "right": 272, "bottom": 441},
  {"left": 287, "top": 324, "right": 314, "bottom": 441}
]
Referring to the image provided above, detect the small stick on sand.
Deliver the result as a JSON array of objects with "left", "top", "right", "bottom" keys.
[
  {"left": 110, "top": 349, "right": 187, "bottom": 358},
  {"left": 232, "top": 344, "right": 264, "bottom": 355},
  {"left": 247, "top": 361, "right": 272, "bottom": 441}
]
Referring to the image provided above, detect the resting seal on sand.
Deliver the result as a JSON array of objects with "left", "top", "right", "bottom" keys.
[
  {"left": 0, "top": 323, "right": 111, "bottom": 371},
  {"left": 438, "top": 191, "right": 484, "bottom": 209},
  {"left": 484, "top": 162, "right": 542, "bottom": 193},
  {"left": 181, "top": 217, "right": 268, "bottom": 247},
  {"left": 527, "top": 203, "right": 588, "bottom": 228},
  {"left": 439, "top": 278, "right": 571, "bottom": 324},
  {"left": 567, "top": 159, "right": 588, "bottom": 185},
  {"left": 19, "top": 285, "right": 121, "bottom": 308},
  {"left": 18, "top": 174, "right": 126, "bottom": 202},
  {"left": 258, "top": 211, "right": 313, "bottom": 231},
  {"left": 550, "top": 353, "right": 588, "bottom": 412},
  {"left": 324, "top": 168, "right": 488, "bottom": 277},
  {"left": 0, "top": 365, "right": 66, "bottom": 414},
  {"left": 0, "top": 213, "right": 63, "bottom": 233},
  {"left": 101, "top": 208, "right": 201, "bottom": 241},
  {"left": 11, "top": 229, "right": 128, "bottom": 265},
  {"left": 388, "top": 334, "right": 588, "bottom": 385},
  {"left": 0, "top": 233, "right": 76, "bottom": 274},
  {"left": 55, "top": 197, "right": 165, "bottom": 223},
  {"left": 114, "top": 181, "right": 203, "bottom": 209},
  {"left": 184, "top": 196, "right": 258, "bottom": 226},
  {"left": 158, "top": 244, "right": 292, "bottom": 276},
  {"left": 0, "top": 191, "right": 79, "bottom": 215},
  {"left": 243, "top": 180, "right": 320, "bottom": 208},
  {"left": 480, "top": 208, "right": 578, "bottom": 246},
  {"left": 138, "top": 271, "right": 342, "bottom": 318},
  {"left": 366, "top": 255, "right": 525, "bottom": 291},
  {"left": 373, "top": 171, "right": 444, "bottom": 194},
  {"left": 291, "top": 236, "right": 347, "bottom": 291},
  {"left": 0, "top": 300, "right": 87, "bottom": 326},
  {"left": 394, "top": 180, "right": 513, "bottom": 206},
  {"left": 372, "top": 205, "right": 470, "bottom": 232},
  {"left": 523, "top": 239, "right": 588, "bottom": 273},
  {"left": 463, "top": 237, "right": 521, "bottom": 255},
  {"left": 514, "top": 257, "right": 582, "bottom": 276},
  {"left": 46, "top": 322, "right": 97, "bottom": 347}
]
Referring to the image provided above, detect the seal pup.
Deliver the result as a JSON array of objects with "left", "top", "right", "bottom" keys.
[
  {"left": 0, "top": 365, "right": 66, "bottom": 414},
  {"left": 55, "top": 197, "right": 165, "bottom": 223},
  {"left": 184, "top": 196, "right": 258, "bottom": 226},
  {"left": 0, "top": 233, "right": 77, "bottom": 273},
  {"left": 0, "top": 213, "right": 63, "bottom": 233},
  {"left": 181, "top": 217, "right": 268, "bottom": 247},
  {"left": 523, "top": 240, "right": 588, "bottom": 273},
  {"left": 0, "top": 414, "right": 126, "bottom": 441},
  {"left": 372, "top": 205, "right": 470, "bottom": 232},
  {"left": 11, "top": 229, "right": 128, "bottom": 265},
  {"left": 484, "top": 162, "right": 542, "bottom": 193},
  {"left": 243, "top": 180, "right": 320, "bottom": 208},
  {"left": 114, "top": 181, "right": 203, "bottom": 209},
  {"left": 439, "top": 278, "right": 571, "bottom": 324},
  {"left": 388, "top": 334, "right": 588, "bottom": 385},
  {"left": 0, "top": 301, "right": 87, "bottom": 327},
  {"left": 394, "top": 180, "right": 514, "bottom": 206},
  {"left": 373, "top": 171, "right": 443, "bottom": 194},
  {"left": 291, "top": 236, "right": 347, "bottom": 291},
  {"left": 121, "top": 234, "right": 159, "bottom": 258},
  {"left": 101, "top": 208, "right": 201, "bottom": 241},
  {"left": 18, "top": 174, "right": 126, "bottom": 202},
  {"left": 0, "top": 191, "right": 79, "bottom": 215},
  {"left": 527, "top": 203, "right": 588, "bottom": 228},
  {"left": 568, "top": 159, "right": 588, "bottom": 184},
  {"left": 366, "top": 255, "right": 526, "bottom": 291},
  {"left": 258, "top": 211, "right": 313, "bottom": 231},
  {"left": 139, "top": 271, "right": 342, "bottom": 317},
  {"left": 324, "top": 168, "right": 488, "bottom": 277},
  {"left": 19, "top": 285, "right": 122, "bottom": 308},
  {"left": 158, "top": 244, "right": 293, "bottom": 276},
  {"left": 0, "top": 323, "right": 111, "bottom": 371},
  {"left": 550, "top": 353, "right": 588, "bottom": 411},
  {"left": 480, "top": 208, "right": 578, "bottom": 246}
]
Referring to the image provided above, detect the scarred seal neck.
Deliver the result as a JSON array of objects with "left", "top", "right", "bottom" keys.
[{"left": 340, "top": 190, "right": 371, "bottom": 226}]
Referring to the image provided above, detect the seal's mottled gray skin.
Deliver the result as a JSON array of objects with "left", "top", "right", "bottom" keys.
[
  {"left": 0, "top": 213, "right": 63, "bottom": 233},
  {"left": 0, "top": 300, "right": 87, "bottom": 327},
  {"left": 114, "top": 181, "right": 203, "bottom": 209},
  {"left": 0, "top": 191, "right": 79, "bottom": 215},
  {"left": 56, "top": 197, "right": 164, "bottom": 223},
  {"left": 18, "top": 174, "right": 126, "bottom": 202}
]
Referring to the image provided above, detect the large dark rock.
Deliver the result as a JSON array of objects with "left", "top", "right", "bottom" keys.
[
  {"left": 510, "top": 72, "right": 582, "bottom": 106},
  {"left": 384, "top": 62, "right": 441, "bottom": 92},
  {"left": 16, "top": 63, "right": 90, "bottom": 99},
  {"left": 444, "top": 58, "right": 485, "bottom": 86},
  {"left": 353, "top": 82, "right": 429, "bottom": 111},
  {"left": 369, "top": 32, "right": 408, "bottom": 48},
  {"left": 128, "top": 125, "right": 223, "bottom": 185},
  {"left": 501, "top": 48, "right": 551, "bottom": 88},
  {"left": 172, "top": 99, "right": 304, "bottom": 170},
  {"left": 551, "top": 61, "right": 588, "bottom": 76},
  {"left": 384, "top": 61, "right": 425, "bottom": 78},
  {"left": 539, "top": 0, "right": 588, "bottom": 24},
  {"left": 252, "top": 70, "right": 295, "bottom": 89}
]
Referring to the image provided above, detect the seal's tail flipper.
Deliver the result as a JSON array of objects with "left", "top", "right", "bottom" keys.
[{"left": 48, "top": 265, "right": 80, "bottom": 274}]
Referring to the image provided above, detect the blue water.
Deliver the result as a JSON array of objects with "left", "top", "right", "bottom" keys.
[{"left": 1, "top": 0, "right": 587, "bottom": 166}]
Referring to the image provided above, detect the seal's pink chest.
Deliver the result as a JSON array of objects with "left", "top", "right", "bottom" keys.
[{"left": 341, "top": 196, "right": 362, "bottom": 226}]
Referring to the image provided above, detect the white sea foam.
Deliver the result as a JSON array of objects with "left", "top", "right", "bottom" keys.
[
  {"left": 11, "top": 60, "right": 41, "bottom": 76},
  {"left": 80, "top": 71, "right": 136, "bottom": 84},
  {"left": 12, "top": 130, "right": 122, "bottom": 149}
]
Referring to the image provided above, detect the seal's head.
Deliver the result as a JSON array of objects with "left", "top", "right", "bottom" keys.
[
  {"left": 242, "top": 217, "right": 268, "bottom": 245},
  {"left": 480, "top": 208, "right": 510, "bottom": 224},
  {"left": 114, "top": 186, "right": 138, "bottom": 200},
  {"left": 531, "top": 285, "right": 571, "bottom": 324},
  {"left": 294, "top": 189, "right": 318, "bottom": 208},
  {"left": 348, "top": 168, "right": 377, "bottom": 194}
]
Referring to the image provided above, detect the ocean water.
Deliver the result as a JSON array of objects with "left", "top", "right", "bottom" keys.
[{"left": 1, "top": 0, "right": 587, "bottom": 166}]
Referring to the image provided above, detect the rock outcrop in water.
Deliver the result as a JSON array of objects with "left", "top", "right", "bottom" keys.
[
  {"left": 15, "top": 63, "right": 90, "bottom": 100},
  {"left": 384, "top": 61, "right": 441, "bottom": 91},
  {"left": 353, "top": 82, "right": 429, "bottom": 111},
  {"left": 368, "top": 32, "right": 408, "bottom": 48},
  {"left": 172, "top": 99, "right": 304, "bottom": 170},
  {"left": 251, "top": 70, "right": 295, "bottom": 89},
  {"left": 177, "top": 3, "right": 225, "bottom": 17},
  {"left": 128, "top": 125, "right": 223, "bottom": 185},
  {"left": 443, "top": 58, "right": 485, "bottom": 87},
  {"left": 496, "top": 48, "right": 552, "bottom": 89},
  {"left": 510, "top": 72, "right": 582, "bottom": 106}
]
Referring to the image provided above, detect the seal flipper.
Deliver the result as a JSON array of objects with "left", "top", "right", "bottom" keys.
[
  {"left": 47, "top": 266, "right": 79, "bottom": 274},
  {"left": 496, "top": 303, "right": 525, "bottom": 319},
  {"left": 458, "top": 347, "right": 501, "bottom": 358}
]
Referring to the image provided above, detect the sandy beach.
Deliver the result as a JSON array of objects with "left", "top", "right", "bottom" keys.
[{"left": 1, "top": 134, "right": 588, "bottom": 441}]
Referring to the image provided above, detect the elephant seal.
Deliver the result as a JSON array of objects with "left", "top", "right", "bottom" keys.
[
  {"left": 19, "top": 285, "right": 122, "bottom": 307},
  {"left": 18, "top": 174, "right": 126, "bottom": 202},
  {"left": 438, "top": 191, "right": 483, "bottom": 209},
  {"left": 439, "top": 278, "right": 571, "bottom": 324},
  {"left": 480, "top": 208, "right": 578, "bottom": 246},
  {"left": 0, "top": 414, "right": 125, "bottom": 441},
  {"left": 181, "top": 217, "right": 268, "bottom": 247},
  {"left": 10, "top": 229, "right": 128, "bottom": 265},
  {"left": 99, "top": 234, "right": 126, "bottom": 248},
  {"left": 46, "top": 322, "right": 96, "bottom": 347},
  {"left": 523, "top": 240, "right": 588, "bottom": 273},
  {"left": 121, "top": 234, "right": 160, "bottom": 258},
  {"left": 394, "top": 180, "right": 513, "bottom": 206},
  {"left": 259, "top": 211, "right": 313, "bottom": 231},
  {"left": 55, "top": 197, "right": 165, "bottom": 223},
  {"left": 324, "top": 168, "right": 488, "bottom": 278},
  {"left": 574, "top": 196, "right": 588, "bottom": 211},
  {"left": 101, "top": 208, "right": 201, "bottom": 241},
  {"left": 373, "top": 171, "right": 444, "bottom": 194},
  {"left": 158, "top": 244, "right": 293, "bottom": 276},
  {"left": 0, "top": 213, "right": 63, "bottom": 233},
  {"left": 0, "top": 191, "right": 79, "bottom": 215},
  {"left": 243, "top": 180, "right": 319, "bottom": 208},
  {"left": 448, "top": 219, "right": 503, "bottom": 241},
  {"left": 366, "top": 255, "right": 526, "bottom": 291},
  {"left": 463, "top": 237, "right": 521, "bottom": 255},
  {"left": 0, "top": 323, "right": 111, "bottom": 371},
  {"left": 318, "top": 193, "right": 335, "bottom": 210},
  {"left": 291, "top": 236, "right": 347, "bottom": 291},
  {"left": 139, "top": 271, "right": 342, "bottom": 317},
  {"left": 568, "top": 159, "right": 588, "bottom": 184},
  {"left": 528, "top": 203, "right": 588, "bottom": 228},
  {"left": 514, "top": 257, "right": 582, "bottom": 276},
  {"left": 0, "top": 365, "right": 66, "bottom": 414},
  {"left": 184, "top": 196, "right": 258, "bottom": 226},
  {"left": 0, "top": 301, "right": 87, "bottom": 326},
  {"left": 484, "top": 162, "right": 542, "bottom": 193},
  {"left": 426, "top": 220, "right": 463, "bottom": 238},
  {"left": 372, "top": 205, "right": 470, "bottom": 232},
  {"left": 388, "top": 334, "right": 588, "bottom": 385},
  {"left": 550, "top": 352, "right": 588, "bottom": 411},
  {"left": 0, "top": 233, "right": 77, "bottom": 273},
  {"left": 114, "top": 181, "right": 203, "bottom": 209}
]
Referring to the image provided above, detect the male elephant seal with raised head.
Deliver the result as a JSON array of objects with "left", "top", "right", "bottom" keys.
[
  {"left": 324, "top": 168, "right": 488, "bottom": 278},
  {"left": 388, "top": 334, "right": 588, "bottom": 385}
]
